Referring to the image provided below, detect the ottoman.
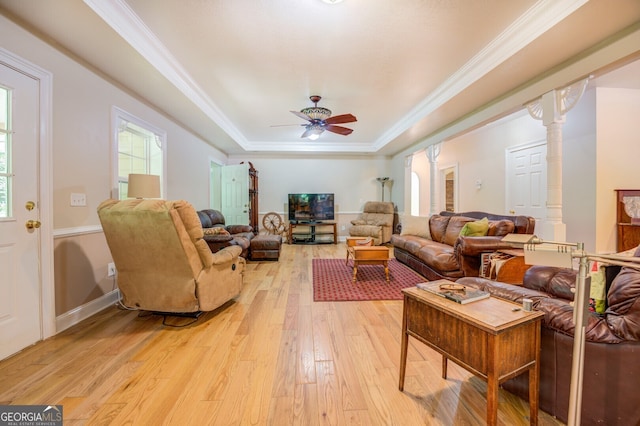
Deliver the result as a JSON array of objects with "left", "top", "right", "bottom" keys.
[{"left": 250, "top": 234, "right": 282, "bottom": 261}]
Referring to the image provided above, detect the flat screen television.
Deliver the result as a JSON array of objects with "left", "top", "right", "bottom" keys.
[{"left": 288, "top": 193, "right": 334, "bottom": 223}]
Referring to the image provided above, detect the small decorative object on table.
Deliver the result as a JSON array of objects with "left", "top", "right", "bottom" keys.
[{"left": 417, "top": 279, "right": 490, "bottom": 304}]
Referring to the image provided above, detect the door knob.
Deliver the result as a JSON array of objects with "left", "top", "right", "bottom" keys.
[
  {"left": 509, "top": 210, "right": 515, "bottom": 214},
  {"left": 25, "top": 201, "right": 36, "bottom": 211},
  {"left": 25, "top": 220, "right": 41, "bottom": 230}
]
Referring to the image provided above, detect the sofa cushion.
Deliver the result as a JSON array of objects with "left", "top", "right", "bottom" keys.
[
  {"left": 442, "top": 216, "right": 475, "bottom": 246},
  {"left": 606, "top": 263, "right": 640, "bottom": 341},
  {"left": 487, "top": 219, "right": 516, "bottom": 237},
  {"left": 459, "top": 217, "right": 489, "bottom": 237},
  {"left": 399, "top": 214, "right": 431, "bottom": 239},
  {"left": 390, "top": 234, "right": 431, "bottom": 256},
  {"left": 416, "top": 244, "right": 458, "bottom": 272},
  {"left": 429, "top": 215, "right": 451, "bottom": 243},
  {"left": 523, "top": 266, "right": 576, "bottom": 301}
]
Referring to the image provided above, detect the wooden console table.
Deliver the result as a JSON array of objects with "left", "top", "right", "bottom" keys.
[{"left": 399, "top": 287, "right": 544, "bottom": 425}]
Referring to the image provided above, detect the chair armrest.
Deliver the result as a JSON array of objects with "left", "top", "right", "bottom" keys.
[
  {"left": 454, "top": 236, "right": 515, "bottom": 256},
  {"left": 226, "top": 224, "right": 254, "bottom": 234},
  {"left": 210, "top": 245, "right": 242, "bottom": 265}
]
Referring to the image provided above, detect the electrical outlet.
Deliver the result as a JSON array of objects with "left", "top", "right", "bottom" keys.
[
  {"left": 107, "top": 262, "right": 116, "bottom": 277},
  {"left": 341, "top": 225, "right": 346, "bottom": 231},
  {"left": 70, "top": 193, "right": 87, "bottom": 206}
]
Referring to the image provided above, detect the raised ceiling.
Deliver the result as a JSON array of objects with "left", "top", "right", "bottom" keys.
[{"left": 1, "top": 0, "right": 639, "bottom": 156}]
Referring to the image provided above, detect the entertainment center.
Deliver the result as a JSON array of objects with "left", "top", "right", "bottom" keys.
[{"left": 287, "top": 193, "right": 337, "bottom": 245}]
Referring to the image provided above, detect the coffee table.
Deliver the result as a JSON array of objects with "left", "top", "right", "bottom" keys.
[
  {"left": 399, "top": 286, "right": 544, "bottom": 425},
  {"left": 350, "top": 245, "right": 390, "bottom": 283}
]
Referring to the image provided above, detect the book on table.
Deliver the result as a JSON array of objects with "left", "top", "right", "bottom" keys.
[{"left": 416, "top": 279, "right": 490, "bottom": 304}]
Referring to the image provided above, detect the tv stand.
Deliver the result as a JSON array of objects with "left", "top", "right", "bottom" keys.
[{"left": 288, "top": 221, "right": 336, "bottom": 245}]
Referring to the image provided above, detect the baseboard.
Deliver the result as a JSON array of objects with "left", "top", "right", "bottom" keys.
[{"left": 56, "top": 289, "right": 121, "bottom": 333}]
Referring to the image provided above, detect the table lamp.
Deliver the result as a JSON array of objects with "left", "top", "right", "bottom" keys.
[
  {"left": 128, "top": 174, "right": 161, "bottom": 199},
  {"left": 502, "top": 233, "right": 640, "bottom": 425}
]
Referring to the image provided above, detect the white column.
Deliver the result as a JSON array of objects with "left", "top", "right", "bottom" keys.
[
  {"left": 404, "top": 154, "right": 413, "bottom": 214},
  {"left": 526, "top": 78, "right": 589, "bottom": 241},
  {"left": 426, "top": 143, "right": 442, "bottom": 216}
]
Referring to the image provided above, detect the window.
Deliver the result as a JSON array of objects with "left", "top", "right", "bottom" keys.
[
  {"left": 0, "top": 86, "right": 10, "bottom": 218},
  {"left": 113, "top": 108, "right": 165, "bottom": 199}
]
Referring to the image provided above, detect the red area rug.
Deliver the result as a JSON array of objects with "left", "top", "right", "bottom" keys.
[{"left": 313, "top": 258, "right": 426, "bottom": 301}]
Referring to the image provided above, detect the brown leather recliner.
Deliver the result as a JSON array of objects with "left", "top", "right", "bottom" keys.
[
  {"left": 197, "top": 209, "right": 254, "bottom": 258},
  {"left": 458, "top": 247, "right": 640, "bottom": 426}
]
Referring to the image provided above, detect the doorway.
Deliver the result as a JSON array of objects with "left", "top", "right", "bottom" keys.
[{"left": 506, "top": 141, "right": 547, "bottom": 220}]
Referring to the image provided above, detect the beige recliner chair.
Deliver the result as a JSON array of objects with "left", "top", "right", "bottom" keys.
[
  {"left": 348, "top": 201, "right": 395, "bottom": 245},
  {"left": 98, "top": 199, "right": 245, "bottom": 314}
]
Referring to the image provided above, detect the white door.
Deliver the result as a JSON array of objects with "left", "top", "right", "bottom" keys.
[
  {"left": 506, "top": 143, "right": 547, "bottom": 222},
  {"left": 0, "top": 63, "right": 42, "bottom": 360},
  {"left": 221, "top": 163, "right": 249, "bottom": 225}
]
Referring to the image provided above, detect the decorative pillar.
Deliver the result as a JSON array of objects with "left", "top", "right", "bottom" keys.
[
  {"left": 526, "top": 78, "right": 589, "bottom": 241},
  {"left": 426, "top": 143, "right": 442, "bottom": 216},
  {"left": 404, "top": 155, "right": 413, "bottom": 214}
]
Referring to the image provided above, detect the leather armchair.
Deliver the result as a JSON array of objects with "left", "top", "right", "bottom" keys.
[
  {"left": 98, "top": 199, "right": 245, "bottom": 313},
  {"left": 348, "top": 201, "right": 395, "bottom": 245}
]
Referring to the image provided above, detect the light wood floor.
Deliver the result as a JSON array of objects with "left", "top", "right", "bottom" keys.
[{"left": 0, "top": 243, "right": 564, "bottom": 425}]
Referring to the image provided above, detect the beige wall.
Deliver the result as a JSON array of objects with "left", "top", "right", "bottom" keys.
[{"left": 596, "top": 87, "right": 640, "bottom": 252}]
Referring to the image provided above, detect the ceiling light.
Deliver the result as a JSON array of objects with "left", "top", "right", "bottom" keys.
[
  {"left": 305, "top": 124, "right": 324, "bottom": 140},
  {"left": 322, "top": 0, "right": 344, "bottom": 4}
]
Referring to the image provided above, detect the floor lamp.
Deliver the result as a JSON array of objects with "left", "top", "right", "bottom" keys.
[
  {"left": 502, "top": 234, "right": 640, "bottom": 425},
  {"left": 376, "top": 177, "right": 389, "bottom": 202}
]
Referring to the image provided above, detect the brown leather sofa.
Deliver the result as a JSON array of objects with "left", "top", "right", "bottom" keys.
[
  {"left": 458, "top": 252, "right": 640, "bottom": 425},
  {"left": 197, "top": 209, "right": 255, "bottom": 258},
  {"left": 391, "top": 211, "right": 535, "bottom": 281}
]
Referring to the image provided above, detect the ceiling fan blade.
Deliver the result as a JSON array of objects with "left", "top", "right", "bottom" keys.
[
  {"left": 325, "top": 125, "right": 353, "bottom": 136},
  {"left": 324, "top": 113, "right": 357, "bottom": 125},
  {"left": 290, "top": 110, "right": 312, "bottom": 122}
]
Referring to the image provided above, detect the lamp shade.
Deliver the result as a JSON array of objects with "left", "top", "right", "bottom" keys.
[{"left": 128, "top": 174, "right": 161, "bottom": 199}]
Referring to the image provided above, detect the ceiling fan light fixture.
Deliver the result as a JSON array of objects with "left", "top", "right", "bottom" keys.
[
  {"left": 305, "top": 124, "right": 324, "bottom": 140},
  {"left": 300, "top": 106, "right": 331, "bottom": 121}
]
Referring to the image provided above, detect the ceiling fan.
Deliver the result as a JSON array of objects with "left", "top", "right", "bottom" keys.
[{"left": 289, "top": 95, "right": 357, "bottom": 140}]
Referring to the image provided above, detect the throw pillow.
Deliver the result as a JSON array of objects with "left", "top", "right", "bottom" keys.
[
  {"left": 459, "top": 217, "right": 489, "bottom": 237},
  {"left": 400, "top": 215, "right": 432, "bottom": 240},
  {"left": 203, "top": 227, "right": 230, "bottom": 236}
]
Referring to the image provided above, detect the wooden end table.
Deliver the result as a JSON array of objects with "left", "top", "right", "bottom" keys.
[
  {"left": 399, "top": 286, "right": 544, "bottom": 425},
  {"left": 345, "top": 237, "right": 374, "bottom": 264},
  {"left": 350, "top": 246, "right": 390, "bottom": 283}
]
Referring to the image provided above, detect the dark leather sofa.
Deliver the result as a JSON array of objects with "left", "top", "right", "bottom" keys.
[
  {"left": 197, "top": 209, "right": 254, "bottom": 258},
  {"left": 391, "top": 211, "right": 535, "bottom": 281},
  {"left": 458, "top": 250, "right": 640, "bottom": 425}
]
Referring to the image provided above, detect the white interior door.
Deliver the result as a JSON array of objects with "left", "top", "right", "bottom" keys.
[
  {"left": 221, "top": 163, "right": 249, "bottom": 225},
  {"left": 506, "top": 142, "right": 547, "bottom": 221},
  {"left": 0, "top": 63, "right": 42, "bottom": 360}
]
